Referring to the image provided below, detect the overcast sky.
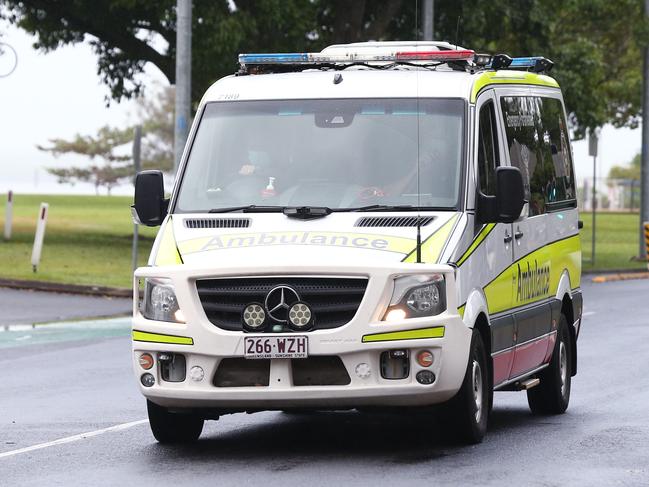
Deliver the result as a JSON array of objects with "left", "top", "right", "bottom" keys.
[
  {"left": 0, "top": 23, "right": 166, "bottom": 195},
  {"left": 0, "top": 22, "right": 643, "bottom": 196}
]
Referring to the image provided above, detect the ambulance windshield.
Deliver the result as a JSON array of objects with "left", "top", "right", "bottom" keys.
[{"left": 175, "top": 98, "right": 465, "bottom": 212}]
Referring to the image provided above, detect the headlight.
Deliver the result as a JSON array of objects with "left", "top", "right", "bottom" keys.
[
  {"left": 142, "top": 278, "right": 185, "bottom": 323},
  {"left": 383, "top": 274, "right": 446, "bottom": 320}
]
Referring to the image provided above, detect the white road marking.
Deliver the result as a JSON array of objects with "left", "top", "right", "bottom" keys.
[
  {"left": 0, "top": 419, "right": 147, "bottom": 459},
  {"left": 582, "top": 311, "right": 596, "bottom": 317}
]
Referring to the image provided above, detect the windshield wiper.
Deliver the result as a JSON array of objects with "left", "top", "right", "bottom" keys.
[
  {"left": 346, "top": 204, "right": 415, "bottom": 212},
  {"left": 283, "top": 206, "right": 332, "bottom": 220},
  {"left": 208, "top": 205, "right": 284, "bottom": 213},
  {"left": 208, "top": 205, "right": 333, "bottom": 219},
  {"left": 345, "top": 205, "right": 450, "bottom": 212}
]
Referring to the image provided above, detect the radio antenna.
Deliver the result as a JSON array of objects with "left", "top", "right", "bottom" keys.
[
  {"left": 455, "top": 16, "right": 461, "bottom": 49},
  {"left": 415, "top": 0, "right": 423, "bottom": 264}
]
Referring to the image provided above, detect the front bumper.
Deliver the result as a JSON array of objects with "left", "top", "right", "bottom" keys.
[{"left": 132, "top": 263, "right": 472, "bottom": 410}]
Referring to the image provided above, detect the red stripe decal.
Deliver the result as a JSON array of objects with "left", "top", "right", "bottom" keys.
[
  {"left": 493, "top": 349, "right": 514, "bottom": 385},
  {"left": 510, "top": 335, "right": 551, "bottom": 378}
]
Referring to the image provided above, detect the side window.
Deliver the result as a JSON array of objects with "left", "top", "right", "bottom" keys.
[
  {"left": 538, "top": 97, "right": 576, "bottom": 205},
  {"left": 500, "top": 96, "right": 548, "bottom": 216},
  {"left": 477, "top": 101, "right": 499, "bottom": 195}
]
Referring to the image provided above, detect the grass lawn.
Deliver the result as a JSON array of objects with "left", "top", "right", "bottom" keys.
[
  {"left": 580, "top": 211, "right": 647, "bottom": 272},
  {"left": 0, "top": 193, "right": 157, "bottom": 288},
  {"left": 0, "top": 195, "right": 646, "bottom": 288}
]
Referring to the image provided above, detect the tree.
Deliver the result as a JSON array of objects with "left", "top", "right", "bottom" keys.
[
  {"left": 40, "top": 86, "right": 174, "bottom": 194},
  {"left": 609, "top": 153, "right": 641, "bottom": 180},
  {"left": 2, "top": 0, "right": 647, "bottom": 137}
]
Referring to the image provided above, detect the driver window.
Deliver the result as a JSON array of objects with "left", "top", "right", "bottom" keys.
[{"left": 477, "top": 100, "right": 499, "bottom": 196}]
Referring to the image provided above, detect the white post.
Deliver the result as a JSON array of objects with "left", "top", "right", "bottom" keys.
[
  {"left": 4, "top": 190, "right": 13, "bottom": 240},
  {"left": 644, "top": 222, "right": 649, "bottom": 270},
  {"left": 31, "top": 202, "right": 49, "bottom": 272}
]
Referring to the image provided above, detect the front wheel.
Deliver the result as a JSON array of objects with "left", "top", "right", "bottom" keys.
[
  {"left": 147, "top": 400, "right": 204, "bottom": 444},
  {"left": 444, "top": 329, "right": 490, "bottom": 444},
  {"left": 527, "top": 314, "right": 572, "bottom": 414}
]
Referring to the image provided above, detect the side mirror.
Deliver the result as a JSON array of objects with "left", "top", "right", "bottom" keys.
[
  {"left": 495, "top": 166, "right": 525, "bottom": 222},
  {"left": 477, "top": 166, "right": 525, "bottom": 224},
  {"left": 132, "top": 170, "right": 168, "bottom": 226}
]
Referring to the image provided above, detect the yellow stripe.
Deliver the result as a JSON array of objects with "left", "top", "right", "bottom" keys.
[
  {"left": 154, "top": 218, "right": 183, "bottom": 266},
  {"left": 471, "top": 71, "right": 560, "bottom": 103},
  {"left": 362, "top": 326, "right": 445, "bottom": 343},
  {"left": 484, "top": 234, "right": 581, "bottom": 315},
  {"left": 403, "top": 214, "right": 459, "bottom": 263},
  {"left": 132, "top": 330, "right": 194, "bottom": 345},
  {"left": 455, "top": 224, "right": 496, "bottom": 267},
  {"left": 457, "top": 305, "right": 466, "bottom": 318}
]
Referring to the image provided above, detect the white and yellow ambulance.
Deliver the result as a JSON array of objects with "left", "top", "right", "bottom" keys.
[{"left": 131, "top": 41, "right": 582, "bottom": 444}]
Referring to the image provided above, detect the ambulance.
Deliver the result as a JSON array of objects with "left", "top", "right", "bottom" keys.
[{"left": 131, "top": 41, "right": 582, "bottom": 444}]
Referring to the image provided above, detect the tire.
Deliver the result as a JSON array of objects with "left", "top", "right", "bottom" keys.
[
  {"left": 147, "top": 400, "right": 204, "bottom": 444},
  {"left": 445, "top": 329, "right": 490, "bottom": 444},
  {"left": 527, "top": 314, "right": 572, "bottom": 415}
]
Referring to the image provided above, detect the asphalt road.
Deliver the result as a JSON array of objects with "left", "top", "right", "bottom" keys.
[
  {"left": 0, "top": 287, "right": 131, "bottom": 325},
  {"left": 1, "top": 278, "right": 648, "bottom": 486}
]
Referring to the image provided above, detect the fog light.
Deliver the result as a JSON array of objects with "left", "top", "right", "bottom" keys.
[
  {"left": 355, "top": 363, "right": 371, "bottom": 379},
  {"left": 416, "top": 370, "right": 436, "bottom": 385},
  {"left": 140, "top": 373, "right": 155, "bottom": 387},
  {"left": 189, "top": 366, "right": 204, "bottom": 382},
  {"left": 159, "top": 353, "right": 186, "bottom": 382},
  {"left": 288, "top": 302, "right": 313, "bottom": 329},
  {"left": 242, "top": 303, "right": 266, "bottom": 330},
  {"left": 139, "top": 353, "right": 154, "bottom": 370},
  {"left": 380, "top": 351, "right": 409, "bottom": 380},
  {"left": 416, "top": 350, "right": 434, "bottom": 367}
]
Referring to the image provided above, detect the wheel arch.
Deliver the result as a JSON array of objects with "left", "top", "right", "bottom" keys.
[
  {"left": 462, "top": 289, "right": 493, "bottom": 391},
  {"left": 556, "top": 270, "right": 577, "bottom": 376}
]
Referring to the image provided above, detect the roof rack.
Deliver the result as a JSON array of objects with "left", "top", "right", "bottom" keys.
[{"left": 236, "top": 45, "right": 554, "bottom": 75}]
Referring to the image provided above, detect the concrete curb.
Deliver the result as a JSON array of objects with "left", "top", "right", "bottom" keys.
[
  {"left": 591, "top": 272, "right": 649, "bottom": 283},
  {"left": 0, "top": 278, "right": 132, "bottom": 298}
]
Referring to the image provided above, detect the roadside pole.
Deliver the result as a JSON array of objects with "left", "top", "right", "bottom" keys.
[
  {"left": 423, "top": 0, "right": 434, "bottom": 41},
  {"left": 589, "top": 131, "right": 598, "bottom": 264},
  {"left": 4, "top": 190, "right": 12, "bottom": 240},
  {"left": 132, "top": 126, "right": 142, "bottom": 273},
  {"left": 174, "top": 0, "right": 192, "bottom": 174},
  {"left": 642, "top": 0, "right": 649, "bottom": 259},
  {"left": 645, "top": 222, "right": 649, "bottom": 269},
  {"left": 31, "top": 203, "right": 48, "bottom": 273}
]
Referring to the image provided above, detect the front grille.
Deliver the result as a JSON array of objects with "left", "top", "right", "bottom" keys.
[
  {"left": 292, "top": 356, "right": 351, "bottom": 386},
  {"left": 213, "top": 358, "right": 270, "bottom": 387},
  {"left": 196, "top": 277, "right": 368, "bottom": 332}
]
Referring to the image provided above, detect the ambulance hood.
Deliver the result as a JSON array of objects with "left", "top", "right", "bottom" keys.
[{"left": 165, "top": 211, "right": 460, "bottom": 268}]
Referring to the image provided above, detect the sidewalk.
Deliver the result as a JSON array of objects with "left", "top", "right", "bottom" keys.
[{"left": 0, "top": 287, "right": 131, "bottom": 326}]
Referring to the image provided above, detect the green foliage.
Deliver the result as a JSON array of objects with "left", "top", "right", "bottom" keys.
[
  {"left": 609, "top": 153, "right": 641, "bottom": 180},
  {"left": 2, "top": 0, "right": 647, "bottom": 136},
  {"left": 39, "top": 86, "right": 174, "bottom": 193}
]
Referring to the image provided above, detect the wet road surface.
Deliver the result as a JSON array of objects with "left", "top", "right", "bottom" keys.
[{"left": 1, "top": 278, "right": 648, "bottom": 486}]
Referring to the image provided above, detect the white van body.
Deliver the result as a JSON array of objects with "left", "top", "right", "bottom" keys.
[{"left": 132, "top": 42, "right": 582, "bottom": 443}]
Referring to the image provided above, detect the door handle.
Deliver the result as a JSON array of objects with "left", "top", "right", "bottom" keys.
[
  {"left": 504, "top": 232, "right": 513, "bottom": 244},
  {"left": 514, "top": 229, "right": 524, "bottom": 240}
]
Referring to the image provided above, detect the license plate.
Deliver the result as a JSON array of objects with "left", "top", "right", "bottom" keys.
[{"left": 244, "top": 336, "right": 308, "bottom": 359}]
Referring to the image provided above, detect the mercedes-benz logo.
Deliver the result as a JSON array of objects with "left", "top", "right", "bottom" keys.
[{"left": 265, "top": 285, "right": 300, "bottom": 323}]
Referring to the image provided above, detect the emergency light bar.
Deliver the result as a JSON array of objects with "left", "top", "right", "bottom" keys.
[
  {"left": 488, "top": 56, "right": 554, "bottom": 73},
  {"left": 239, "top": 49, "right": 476, "bottom": 67},
  {"left": 238, "top": 49, "right": 553, "bottom": 74}
]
